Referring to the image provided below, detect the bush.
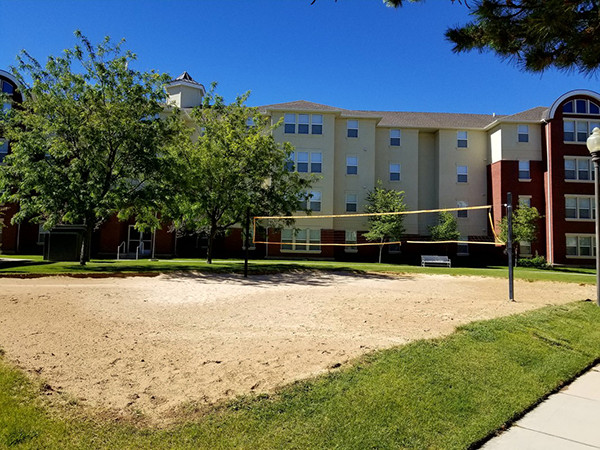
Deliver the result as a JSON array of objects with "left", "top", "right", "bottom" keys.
[{"left": 517, "top": 255, "right": 548, "bottom": 269}]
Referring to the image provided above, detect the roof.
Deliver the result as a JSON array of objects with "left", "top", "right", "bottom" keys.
[
  {"left": 172, "top": 71, "right": 202, "bottom": 86},
  {"left": 259, "top": 100, "right": 345, "bottom": 114},
  {"left": 494, "top": 106, "right": 548, "bottom": 123},
  {"left": 259, "top": 100, "right": 552, "bottom": 130},
  {"left": 374, "top": 111, "right": 503, "bottom": 129}
]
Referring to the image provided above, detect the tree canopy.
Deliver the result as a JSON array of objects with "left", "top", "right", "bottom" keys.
[
  {"left": 385, "top": 0, "right": 600, "bottom": 74},
  {"left": 364, "top": 181, "right": 406, "bottom": 263},
  {"left": 0, "top": 32, "right": 183, "bottom": 264},
  {"left": 164, "top": 87, "right": 313, "bottom": 263},
  {"left": 499, "top": 203, "right": 541, "bottom": 256},
  {"left": 429, "top": 211, "right": 460, "bottom": 242}
]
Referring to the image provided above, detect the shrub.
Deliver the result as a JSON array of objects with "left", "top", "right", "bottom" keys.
[{"left": 517, "top": 255, "right": 548, "bottom": 269}]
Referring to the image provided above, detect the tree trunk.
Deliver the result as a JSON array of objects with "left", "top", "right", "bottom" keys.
[
  {"left": 378, "top": 239, "right": 384, "bottom": 264},
  {"left": 244, "top": 207, "right": 250, "bottom": 278},
  {"left": 79, "top": 222, "right": 93, "bottom": 266},
  {"left": 206, "top": 223, "right": 218, "bottom": 264}
]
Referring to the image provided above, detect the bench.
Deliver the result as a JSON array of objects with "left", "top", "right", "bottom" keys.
[{"left": 421, "top": 255, "right": 451, "bottom": 268}]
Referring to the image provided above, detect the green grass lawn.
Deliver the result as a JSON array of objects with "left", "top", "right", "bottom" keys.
[
  {"left": 0, "top": 254, "right": 595, "bottom": 284},
  {"left": 1, "top": 301, "right": 599, "bottom": 449}
]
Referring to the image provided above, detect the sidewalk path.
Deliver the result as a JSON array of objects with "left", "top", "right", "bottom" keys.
[{"left": 483, "top": 365, "right": 600, "bottom": 449}]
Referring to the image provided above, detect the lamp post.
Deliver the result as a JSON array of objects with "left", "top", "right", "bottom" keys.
[{"left": 586, "top": 127, "right": 600, "bottom": 307}]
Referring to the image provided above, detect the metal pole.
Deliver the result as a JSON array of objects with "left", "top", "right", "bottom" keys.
[
  {"left": 507, "top": 192, "right": 514, "bottom": 302},
  {"left": 594, "top": 155, "right": 600, "bottom": 307}
]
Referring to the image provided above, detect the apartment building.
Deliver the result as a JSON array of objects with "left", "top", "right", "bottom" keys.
[{"left": 1, "top": 70, "right": 599, "bottom": 265}]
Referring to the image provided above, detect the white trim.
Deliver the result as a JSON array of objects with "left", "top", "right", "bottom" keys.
[
  {"left": 166, "top": 80, "right": 206, "bottom": 95},
  {"left": 547, "top": 89, "right": 600, "bottom": 120},
  {"left": 0, "top": 69, "right": 25, "bottom": 100},
  {"left": 545, "top": 124, "right": 554, "bottom": 264}
]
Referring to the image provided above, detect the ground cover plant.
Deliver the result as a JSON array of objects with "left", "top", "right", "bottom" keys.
[
  {"left": 0, "top": 255, "right": 595, "bottom": 284},
  {"left": 1, "top": 301, "right": 599, "bottom": 448}
]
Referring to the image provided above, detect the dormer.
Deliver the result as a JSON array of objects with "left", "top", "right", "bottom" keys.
[{"left": 165, "top": 71, "right": 205, "bottom": 108}]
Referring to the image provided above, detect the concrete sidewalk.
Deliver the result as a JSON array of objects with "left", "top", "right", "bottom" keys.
[{"left": 483, "top": 365, "right": 600, "bottom": 449}]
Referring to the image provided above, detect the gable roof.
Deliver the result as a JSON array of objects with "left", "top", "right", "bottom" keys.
[
  {"left": 259, "top": 100, "right": 553, "bottom": 130},
  {"left": 259, "top": 100, "right": 345, "bottom": 113}
]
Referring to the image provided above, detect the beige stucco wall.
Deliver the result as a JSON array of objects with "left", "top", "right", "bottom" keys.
[
  {"left": 490, "top": 127, "right": 502, "bottom": 163},
  {"left": 271, "top": 111, "right": 336, "bottom": 230},
  {"left": 332, "top": 117, "right": 377, "bottom": 231},
  {"left": 490, "top": 123, "right": 543, "bottom": 163},
  {"left": 373, "top": 127, "right": 419, "bottom": 235},
  {"left": 166, "top": 84, "right": 204, "bottom": 109},
  {"left": 437, "top": 129, "right": 489, "bottom": 237},
  {"left": 417, "top": 132, "right": 438, "bottom": 235}
]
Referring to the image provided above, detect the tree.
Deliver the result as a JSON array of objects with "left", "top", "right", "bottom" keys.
[
  {"left": 165, "top": 87, "right": 313, "bottom": 264},
  {"left": 364, "top": 181, "right": 406, "bottom": 263},
  {"left": 430, "top": 211, "right": 460, "bottom": 239},
  {"left": 499, "top": 203, "right": 541, "bottom": 258},
  {"left": 385, "top": 0, "right": 600, "bottom": 74},
  {"left": 0, "top": 32, "right": 182, "bottom": 265}
]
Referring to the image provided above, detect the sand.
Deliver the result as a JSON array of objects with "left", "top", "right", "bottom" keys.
[{"left": 0, "top": 271, "right": 593, "bottom": 423}]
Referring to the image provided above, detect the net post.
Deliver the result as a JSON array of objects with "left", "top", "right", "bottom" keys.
[{"left": 507, "top": 192, "right": 515, "bottom": 301}]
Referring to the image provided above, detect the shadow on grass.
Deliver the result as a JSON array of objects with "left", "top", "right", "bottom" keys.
[{"left": 0, "top": 260, "right": 52, "bottom": 270}]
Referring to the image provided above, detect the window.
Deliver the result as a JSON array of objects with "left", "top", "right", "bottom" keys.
[
  {"left": 564, "top": 120, "right": 600, "bottom": 142},
  {"left": 518, "top": 196, "right": 531, "bottom": 208},
  {"left": 457, "top": 201, "right": 468, "bottom": 218},
  {"left": 389, "top": 163, "right": 400, "bottom": 181},
  {"left": 566, "top": 235, "right": 596, "bottom": 258},
  {"left": 284, "top": 114, "right": 296, "bottom": 134},
  {"left": 457, "top": 165, "right": 468, "bottom": 183},
  {"left": 518, "top": 125, "right": 529, "bottom": 143},
  {"left": 37, "top": 225, "right": 48, "bottom": 245},
  {"left": 457, "top": 238, "right": 469, "bottom": 255},
  {"left": 565, "top": 157, "right": 595, "bottom": 181},
  {"left": 345, "top": 193, "right": 358, "bottom": 212},
  {"left": 564, "top": 121, "right": 575, "bottom": 141},
  {"left": 0, "top": 139, "right": 7, "bottom": 163},
  {"left": 347, "top": 120, "right": 358, "bottom": 138},
  {"left": 298, "top": 114, "right": 309, "bottom": 134},
  {"left": 520, "top": 241, "right": 532, "bottom": 256},
  {"left": 297, "top": 152, "right": 309, "bottom": 172},
  {"left": 312, "top": 115, "right": 323, "bottom": 135},
  {"left": 1, "top": 80, "right": 14, "bottom": 95},
  {"left": 577, "top": 121, "right": 589, "bottom": 142},
  {"left": 565, "top": 196, "right": 595, "bottom": 220},
  {"left": 245, "top": 117, "right": 255, "bottom": 128},
  {"left": 300, "top": 191, "right": 321, "bottom": 212},
  {"left": 388, "top": 243, "right": 401, "bottom": 254},
  {"left": 518, "top": 160, "right": 530, "bottom": 180},
  {"left": 281, "top": 228, "right": 321, "bottom": 252},
  {"left": 287, "top": 151, "right": 322, "bottom": 173},
  {"left": 346, "top": 156, "right": 358, "bottom": 175},
  {"left": 563, "top": 99, "right": 600, "bottom": 115},
  {"left": 565, "top": 197, "right": 577, "bottom": 218},
  {"left": 310, "top": 152, "right": 322, "bottom": 173},
  {"left": 578, "top": 158, "right": 590, "bottom": 180},
  {"left": 390, "top": 129, "right": 401, "bottom": 146},
  {"left": 457, "top": 131, "right": 468, "bottom": 148},
  {"left": 345, "top": 230, "right": 358, "bottom": 253},
  {"left": 128, "top": 226, "right": 152, "bottom": 256},
  {"left": 284, "top": 113, "right": 323, "bottom": 135}
]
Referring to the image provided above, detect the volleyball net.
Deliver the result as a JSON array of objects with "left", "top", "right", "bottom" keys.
[{"left": 252, "top": 204, "right": 505, "bottom": 248}]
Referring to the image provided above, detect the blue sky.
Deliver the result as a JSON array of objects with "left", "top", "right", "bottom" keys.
[{"left": 1, "top": 0, "right": 598, "bottom": 115}]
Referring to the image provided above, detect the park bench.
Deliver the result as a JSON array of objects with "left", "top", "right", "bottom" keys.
[{"left": 421, "top": 255, "right": 451, "bottom": 268}]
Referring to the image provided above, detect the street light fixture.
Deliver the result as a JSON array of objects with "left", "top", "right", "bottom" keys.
[{"left": 586, "top": 127, "right": 600, "bottom": 307}]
